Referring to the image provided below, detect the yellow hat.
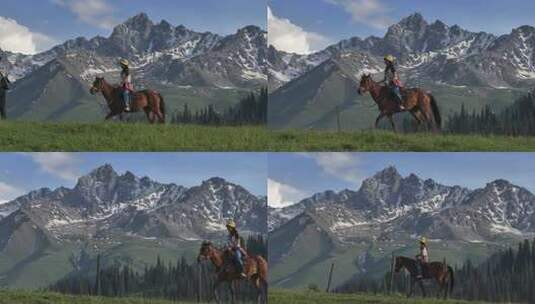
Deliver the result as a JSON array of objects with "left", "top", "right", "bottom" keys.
[
  {"left": 119, "top": 59, "right": 129, "bottom": 67},
  {"left": 226, "top": 219, "right": 236, "bottom": 229},
  {"left": 384, "top": 55, "right": 396, "bottom": 63},
  {"left": 419, "top": 237, "right": 427, "bottom": 245}
]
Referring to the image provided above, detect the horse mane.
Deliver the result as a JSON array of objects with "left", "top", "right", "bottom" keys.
[{"left": 397, "top": 256, "right": 417, "bottom": 270}]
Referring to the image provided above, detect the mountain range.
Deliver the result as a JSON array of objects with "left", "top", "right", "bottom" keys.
[
  {"left": 0, "top": 164, "right": 266, "bottom": 288},
  {"left": 0, "top": 13, "right": 267, "bottom": 121},
  {"left": 268, "top": 13, "right": 534, "bottom": 130},
  {"left": 269, "top": 166, "right": 535, "bottom": 289}
]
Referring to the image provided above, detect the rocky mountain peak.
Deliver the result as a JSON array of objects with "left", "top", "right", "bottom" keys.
[
  {"left": 485, "top": 179, "right": 514, "bottom": 192},
  {"left": 370, "top": 166, "right": 402, "bottom": 184},
  {"left": 123, "top": 12, "right": 153, "bottom": 31},
  {"left": 156, "top": 19, "right": 172, "bottom": 31},
  {"left": 201, "top": 177, "right": 230, "bottom": 190},
  {"left": 397, "top": 12, "right": 427, "bottom": 30},
  {"left": 81, "top": 164, "right": 118, "bottom": 184},
  {"left": 405, "top": 172, "right": 420, "bottom": 182},
  {"left": 121, "top": 170, "right": 138, "bottom": 182},
  {"left": 238, "top": 25, "right": 264, "bottom": 36}
]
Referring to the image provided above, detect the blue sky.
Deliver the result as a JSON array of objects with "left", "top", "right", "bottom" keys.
[
  {"left": 268, "top": 153, "right": 535, "bottom": 208},
  {"left": 0, "top": 0, "right": 265, "bottom": 54},
  {"left": 268, "top": 0, "right": 535, "bottom": 54},
  {"left": 0, "top": 153, "right": 267, "bottom": 202}
]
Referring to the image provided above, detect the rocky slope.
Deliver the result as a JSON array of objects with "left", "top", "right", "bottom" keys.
[
  {"left": 0, "top": 164, "right": 267, "bottom": 251},
  {"left": 269, "top": 166, "right": 535, "bottom": 243},
  {"left": 268, "top": 13, "right": 535, "bottom": 90}
]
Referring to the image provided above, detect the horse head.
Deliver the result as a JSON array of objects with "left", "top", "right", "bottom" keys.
[
  {"left": 394, "top": 256, "right": 405, "bottom": 273},
  {"left": 197, "top": 240, "right": 213, "bottom": 263},
  {"left": 357, "top": 73, "right": 373, "bottom": 95},
  {"left": 90, "top": 77, "right": 105, "bottom": 95}
]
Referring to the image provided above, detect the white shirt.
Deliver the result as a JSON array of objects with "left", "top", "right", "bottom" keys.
[{"left": 421, "top": 247, "right": 429, "bottom": 263}]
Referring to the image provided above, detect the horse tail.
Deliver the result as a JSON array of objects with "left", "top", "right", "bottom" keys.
[
  {"left": 448, "top": 266, "right": 454, "bottom": 294},
  {"left": 254, "top": 255, "right": 268, "bottom": 283},
  {"left": 158, "top": 93, "right": 166, "bottom": 121},
  {"left": 429, "top": 93, "right": 441, "bottom": 128}
]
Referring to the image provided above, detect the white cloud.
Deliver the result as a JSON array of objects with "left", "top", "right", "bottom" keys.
[
  {"left": 52, "top": 0, "right": 117, "bottom": 30},
  {"left": 0, "top": 182, "right": 24, "bottom": 203},
  {"left": 324, "top": 0, "right": 393, "bottom": 29},
  {"left": 268, "top": 6, "right": 331, "bottom": 54},
  {"left": 0, "top": 17, "right": 56, "bottom": 54},
  {"left": 299, "top": 153, "right": 363, "bottom": 185},
  {"left": 24, "top": 153, "right": 81, "bottom": 181},
  {"left": 268, "top": 178, "right": 306, "bottom": 208}
]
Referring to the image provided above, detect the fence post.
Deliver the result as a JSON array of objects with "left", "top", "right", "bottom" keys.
[
  {"left": 390, "top": 253, "right": 395, "bottom": 294},
  {"left": 326, "top": 262, "right": 335, "bottom": 292}
]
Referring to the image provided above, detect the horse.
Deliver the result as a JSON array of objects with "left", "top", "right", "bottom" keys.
[
  {"left": 357, "top": 74, "right": 441, "bottom": 133},
  {"left": 394, "top": 256, "right": 454, "bottom": 299},
  {"left": 0, "top": 73, "right": 10, "bottom": 120},
  {"left": 89, "top": 77, "right": 166, "bottom": 124},
  {"left": 197, "top": 241, "right": 268, "bottom": 304}
]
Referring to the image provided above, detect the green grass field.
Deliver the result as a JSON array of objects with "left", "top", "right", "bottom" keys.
[
  {"left": 1, "top": 121, "right": 535, "bottom": 151},
  {"left": 269, "top": 289, "right": 483, "bottom": 304},
  {"left": 0, "top": 290, "right": 190, "bottom": 304}
]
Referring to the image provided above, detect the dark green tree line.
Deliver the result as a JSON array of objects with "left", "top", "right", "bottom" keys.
[
  {"left": 50, "top": 235, "right": 268, "bottom": 302},
  {"left": 335, "top": 238, "right": 535, "bottom": 303},
  {"left": 171, "top": 87, "right": 267, "bottom": 126},
  {"left": 447, "top": 89, "right": 535, "bottom": 136}
]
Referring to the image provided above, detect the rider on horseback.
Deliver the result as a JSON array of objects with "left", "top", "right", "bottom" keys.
[
  {"left": 119, "top": 59, "right": 133, "bottom": 112},
  {"left": 381, "top": 55, "right": 405, "bottom": 110},
  {"left": 226, "top": 219, "right": 246, "bottom": 278},
  {"left": 415, "top": 237, "right": 429, "bottom": 279}
]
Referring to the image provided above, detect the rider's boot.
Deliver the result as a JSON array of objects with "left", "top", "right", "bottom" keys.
[
  {"left": 395, "top": 88, "right": 405, "bottom": 110},
  {"left": 235, "top": 250, "right": 247, "bottom": 278}
]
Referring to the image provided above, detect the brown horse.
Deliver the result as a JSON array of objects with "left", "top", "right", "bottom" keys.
[
  {"left": 90, "top": 77, "right": 166, "bottom": 123},
  {"left": 394, "top": 256, "right": 454, "bottom": 299},
  {"left": 357, "top": 74, "right": 441, "bottom": 132},
  {"left": 197, "top": 241, "right": 268, "bottom": 304}
]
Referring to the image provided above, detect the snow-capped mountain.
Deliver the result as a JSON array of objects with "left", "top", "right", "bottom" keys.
[
  {"left": 269, "top": 167, "right": 535, "bottom": 243},
  {"left": 2, "top": 13, "right": 267, "bottom": 87},
  {"left": 0, "top": 164, "right": 267, "bottom": 252},
  {"left": 268, "top": 13, "right": 535, "bottom": 90},
  {"left": 2, "top": 13, "right": 267, "bottom": 121}
]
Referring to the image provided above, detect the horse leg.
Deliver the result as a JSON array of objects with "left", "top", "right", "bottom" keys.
[
  {"left": 0, "top": 101, "right": 5, "bottom": 120},
  {"left": 229, "top": 281, "right": 235, "bottom": 304},
  {"left": 152, "top": 103, "right": 165, "bottom": 124},
  {"left": 375, "top": 113, "right": 385, "bottom": 128},
  {"left": 157, "top": 110, "right": 165, "bottom": 124},
  {"left": 407, "top": 277, "right": 414, "bottom": 298},
  {"left": 409, "top": 109, "right": 423, "bottom": 131},
  {"left": 419, "top": 279, "right": 426, "bottom": 298},
  {"left": 444, "top": 276, "right": 450, "bottom": 299},
  {"left": 105, "top": 112, "right": 115, "bottom": 121},
  {"left": 419, "top": 102, "right": 436, "bottom": 133},
  {"left": 388, "top": 115, "right": 397, "bottom": 133},
  {"left": 254, "top": 277, "right": 262, "bottom": 304},
  {"left": 213, "top": 280, "right": 221, "bottom": 304}
]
